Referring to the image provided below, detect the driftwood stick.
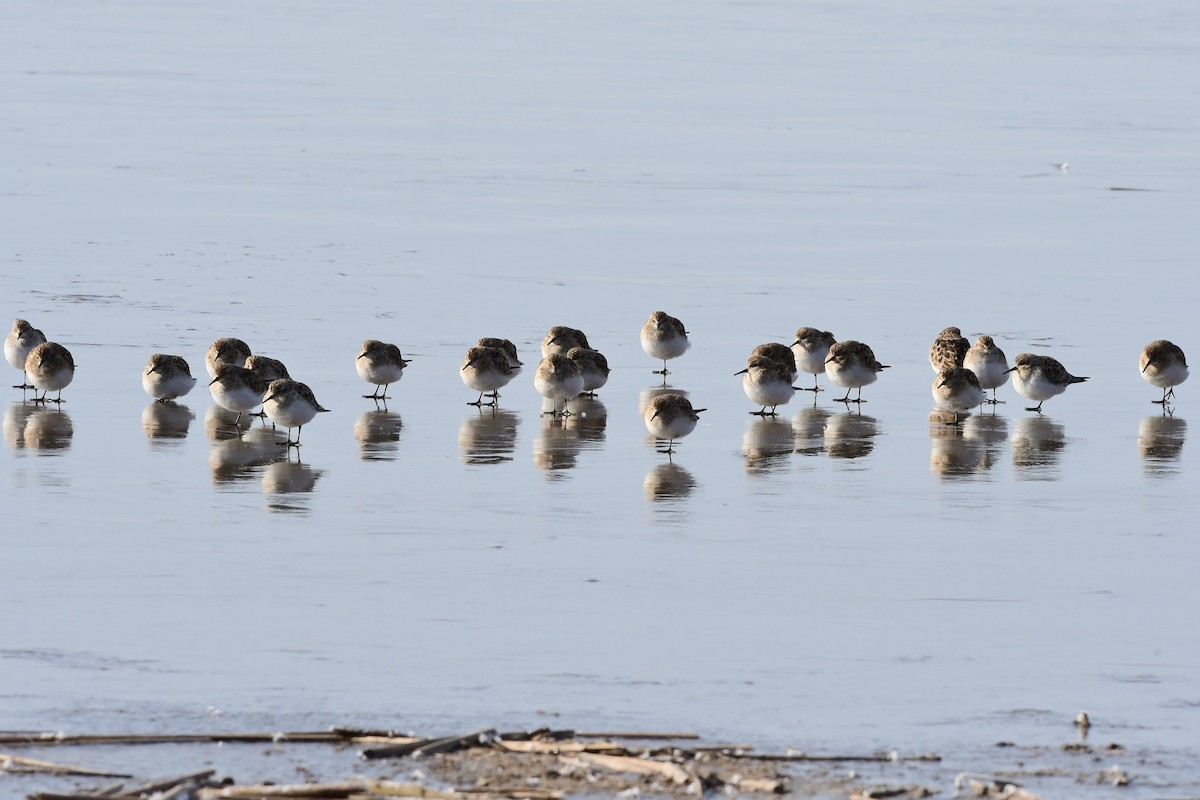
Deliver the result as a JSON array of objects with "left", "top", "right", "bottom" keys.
[
  {"left": 330, "top": 726, "right": 408, "bottom": 738},
  {"left": 195, "top": 780, "right": 368, "bottom": 798},
  {"left": 119, "top": 768, "right": 218, "bottom": 796},
  {"left": 346, "top": 735, "right": 424, "bottom": 747},
  {"left": 573, "top": 731, "right": 700, "bottom": 741},
  {"left": 0, "top": 732, "right": 347, "bottom": 747},
  {"left": 729, "top": 751, "right": 940, "bottom": 763},
  {"left": 0, "top": 753, "right": 131, "bottom": 778},
  {"left": 360, "top": 738, "right": 441, "bottom": 760},
  {"left": 361, "top": 729, "right": 497, "bottom": 761},
  {"left": 367, "top": 782, "right": 466, "bottom": 799},
  {"left": 641, "top": 744, "right": 755, "bottom": 757},
  {"left": 495, "top": 729, "right": 575, "bottom": 743},
  {"left": 493, "top": 739, "right": 626, "bottom": 755},
  {"left": 412, "top": 730, "right": 499, "bottom": 758},
  {"left": 729, "top": 776, "right": 789, "bottom": 794},
  {"left": 455, "top": 789, "right": 564, "bottom": 799},
  {"left": 146, "top": 786, "right": 189, "bottom": 800},
  {"left": 567, "top": 752, "right": 693, "bottom": 785},
  {"left": 196, "top": 781, "right": 462, "bottom": 799}
]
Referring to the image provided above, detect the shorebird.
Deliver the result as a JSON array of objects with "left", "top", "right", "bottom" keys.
[
  {"left": 5, "top": 319, "right": 47, "bottom": 390},
  {"left": 460, "top": 345, "right": 515, "bottom": 406},
  {"left": 825, "top": 340, "right": 889, "bottom": 403},
  {"left": 142, "top": 354, "right": 197, "bottom": 401},
  {"left": 929, "top": 326, "right": 969, "bottom": 373},
  {"left": 205, "top": 337, "right": 252, "bottom": 379},
  {"left": 749, "top": 342, "right": 798, "bottom": 383},
  {"left": 640, "top": 311, "right": 690, "bottom": 375},
  {"left": 963, "top": 335, "right": 1009, "bottom": 404},
  {"left": 1139, "top": 339, "right": 1188, "bottom": 405},
  {"left": 262, "top": 378, "right": 330, "bottom": 447},
  {"left": 932, "top": 366, "right": 986, "bottom": 418},
  {"left": 476, "top": 338, "right": 523, "bottom": 371},
  {"left": 644, "top": 393, "right": 705, "bottom": 455},
  {"left": 1005, "top": 353, "right": 1088, "bottom": 412},
  {"left": 736, "top": 353, "right": 798, "bottom": 416},
  {"left": 534, "top": 352, "right": 584, "bottom": 416},
  {"left": 208, "top": 364, "right": 268, "bottom": 426},
  {"left": 356, "top": 339, "right": 410, "bottom": 400},
  {"left": 245, "top": 354, "right": 291, "bottom": 384},
  {"left": 540, "top": 326, "right": 590, "bottom": 358},
  {"left": 25, "top": 342, "right": 75, "bottom": 404},
  {"left": 567, "top": 347, "right": 610, "bottom": 396},
  {"left": 791, "top": 327, "right": 836, "bottom": 392}
]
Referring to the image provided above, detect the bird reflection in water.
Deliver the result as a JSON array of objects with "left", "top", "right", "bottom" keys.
[
  {"left": 564, "top": 396, "right": 607, "bottom": 446},
  {"left": 743, "top": 417, "right": 793, "bottom": 475},
  {"left": 459, "top": 408, "right": 519, "bottom": 465},
  {"left": 263, "top": 456, "right": 324, "bottom": 513},
  {"left": 4, "top": 403, "right": 73, "bottom": 453},
  {"left": 204, "top": 405, "right": 254, "bottom": 441},
  {"left": 644, "top": 461, "right": 697, "bottom": 502},
  {"left": 532, "top": 414, "right": 582, "bottom": 479},
  {"left": 209, "top": 425, "right": 283, "bottom": 484},
  {"left": 1138, "top": 414, "right": 1186, "bottom": 478},
  {"left": 929, "top": 415, "right": 984, "bottom": 479},
  {"left": 142, "top": 401, "right": 194, "bottom": 448},
  {"left": 792, "top": 399, "right": 831, "bottom": 457},
  {"left": 958, "top": 410, "right": 1008, "bottom": 474},
  {"left": 4, "top": 402, "right": 40, "bottom": 450},
  {"left": 354, "top": 408, "right": 403, "bottom": 461},
  {"left": 824, "top": 410, "right": 878, "bottom": 460},
  {"left": 1011, "top": 416, "right": 1067, "bottom": 479}
]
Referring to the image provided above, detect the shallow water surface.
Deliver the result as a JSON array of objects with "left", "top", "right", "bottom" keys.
[{"left": 2, "top": 0, "right": 1199, "bottom": 793}]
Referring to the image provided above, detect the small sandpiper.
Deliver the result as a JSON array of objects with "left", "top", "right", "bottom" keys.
[
  {"left": 567, "top": 346, "right": 610, "bottom": 396},
  {"left": 736, "top": 353, "right": 798, "bottom": 416},
  {"left": 208, "top": 364, "right": 268, "bottom": 426},
  {"left": 205, "top": 337, "right": 252, "bottom": 379},
  {"left": 262, "top": 378, "right": 330, "bottom": 447},
  {"left": 461, "top": 345, "right": 515, "bottom": 406},
  {"left": 25, "top": 341, "right": 75, "bottom": 404},
  {"left": 540, "top": 326, "right": 590, "bottom": 358},
  {"left": 791, "top": 327, "right": 836, "bottom": 392},
  {"left": 929, "top": 326, "right": 969, "bottom": 373},
  {"left": 142, "top": 354, "right": 197, "bottom": 401},
  {"left": 932, "top": 366, "right": 986, "bottom": 419},
  {"left": 640, "top": 311, "right": 690, "bottom": 375},
  {"left": 825, "top": 340, "right": 889, "bottom": 403},
  {"left": 5, "top": 319, "right": 47, "bottom": 390},
  {"left": 476, "top": 337, "right": 523, "bottom": 371},
  {"left": 245, "top": 354, "right": 291, "bottom": 384},
  {"left": 749, "top": 342, "right": 798, "bottom": 383},
  {"left": 356, "top": 339, "right": 410, "bottom": 401},
  {"left": 644, "top": 393, "right": 705, "bottom": 455},
  {"left": 534, "top": 352, "right": 584, "bottom": 416},
  {"left": 1139, "top": 339, "right": 1188, "bottom": 405},
  {"left": 1005, "top": 353, "right": 1088, "bottom": 412},
  {"left": 963, "top": 335, "right": 1009, "bottom": 404},
  {"left": 245, "top": 355, "right": 291, "bottom": 416}
]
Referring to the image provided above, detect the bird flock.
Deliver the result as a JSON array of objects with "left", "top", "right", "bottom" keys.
[{"left": 4, "top": 315, "right": 1190, "bottom": 457}]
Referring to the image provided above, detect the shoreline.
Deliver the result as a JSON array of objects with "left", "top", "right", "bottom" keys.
[{"left": 5, "top": 723, "right": 1189, "bottom": 799}]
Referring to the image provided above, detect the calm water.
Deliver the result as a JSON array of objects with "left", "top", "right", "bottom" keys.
[{"left": 2, "top": 0, "right": 1198, "bottom": 785}]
